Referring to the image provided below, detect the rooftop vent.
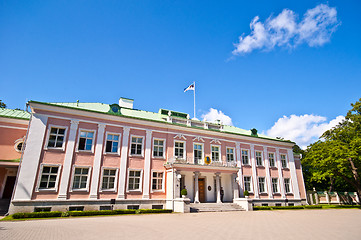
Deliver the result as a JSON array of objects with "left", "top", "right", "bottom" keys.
[{"left": 119, "top": 97, "right": 134, "bottom": 109}]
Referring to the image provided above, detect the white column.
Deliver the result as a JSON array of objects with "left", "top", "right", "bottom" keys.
[
  {"left": 335, "top": 192, "right": 340, "bottom": 204},
  {"left": 89, "top": 123, "right": 106, "bottom": 199},
  {"left": 194, "top": 171, "right": 199, "bottom": 203},
  {"left": 288, "top": 149, "right": 301, "bottom": 199},
  {"left": 216, "top": 173, "right": 221, "bottom": 203},
  {"left": 276, "top": 148, "right": 286, "bottom": 198},
  {"left": 142, "top": 130, "right": 152, "bottom": 199},
  {"left": 326, "top": 192, "right": 330, "bottom": 204},
  {"left": 250, "top": 144, "right": 259, "bottom": 198},
  {"left": 58, "top": 120, "right": 79, "bottom": 199},
  {"left": 263, "top": 146, "right": 273, "bottom": 199},
  {"left": 236, "top": 143, "right": 244, "bottom": 196},
  {"left": 13, "top": 114, "right": 48, "bottom": 200},
  {"left": 118, "top": 127, "right": 130, "bottom": 199}
]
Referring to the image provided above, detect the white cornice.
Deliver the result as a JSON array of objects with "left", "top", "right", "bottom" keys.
[{"left": 0, "top": 116, "right": 29, "bottom": 126}]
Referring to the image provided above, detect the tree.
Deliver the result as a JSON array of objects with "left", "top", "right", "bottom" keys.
[
  {"left": 0, "top": 100, "right": 6, "bottom": 108},
  {"left": 302, "top": 98, "right": 361, "bottom": 204}
]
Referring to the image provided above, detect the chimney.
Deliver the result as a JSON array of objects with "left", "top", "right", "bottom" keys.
[{"left": 119, "top": 97, "right": 134, "bottom": 109}]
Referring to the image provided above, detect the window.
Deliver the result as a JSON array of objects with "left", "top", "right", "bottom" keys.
[
  {"left": 72, "top": 167, "right": 90, "bottom": 190},
  {"left": 258, "top": 177, "right": 266, "bottom": 193},
  {"left": 242, "top": 150, "right": 249, "bottom": 165},
  {"left": 128, "top": 170, "right": 142, "bottom": 191},
  {"left": 226, "top": 148, "right": 234, "bottom": 162},
  {"left": 127, "top": 205, "right": 139, "bottom": 210},
  {"left": 194, "top": 143, "right": 203, "bottom": 164},
  {"left": 272, "top": 178, "right": 279, "bottom": 193},
  {"left": 281, "top": 154, "right": 287, "bottom": 168},
  {"left": 269, "top": 153, "right": 275, "bottom": 167},
  {"left": 69, "top": 206, "right": 84, "bottom": 211},
  {"left": 14, "top": 139, "right": 24, "bottom": 153},
  {"left": 256, "top": 151, "right": 263, "bottom": 166},
  {"left": 174, "top": 141, "right": 185, "bottom": 159},
  {"left": 105, "top": 133, "right": 119, "bottom": 153},
  {"left": 78, "top": 130, "right": 94, "bottom": 151},
  {"left": 39, "top": 165, "right": 60, "bottom": 190},
  {"left": 244, "top": 176, "right": 252, "bottom": 192},
  {"left": 101, "top": 169, "right": 117, "bottom": 190},
  {"left": 47, "top": 127, "right": 66, "bottom": 148},
  {"left": 152, "top": 172, "right": 163, "bottom": 191},
  {"left": 153, "top": 139, "right": 164, "bottom": 158},
  {"left": 212, "top": 146, "right": 220, "bottom": 162},
  {"left": 284, "top": 178, "right": 291, "bottom": 193},
  {"left": 130, "top": 137, "right": 143, "bottom": 155}
]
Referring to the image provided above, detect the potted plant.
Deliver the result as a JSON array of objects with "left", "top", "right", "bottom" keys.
[
  {"left": 181, "top": 188, "right": 188, "bottom": 198},
  {"left": 244, "top": 190, "right": 249, "bottom": 198}
]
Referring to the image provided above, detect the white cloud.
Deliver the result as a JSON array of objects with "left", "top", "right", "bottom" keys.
[
  {"left": 201, "top": 108, "right": 233, "bottom": 126},
  {"left": 266, "top": 114, "right": 344, "bottom": 149},
  {"left": 232, "top": 4, "right": 340, "bottom": 55}
]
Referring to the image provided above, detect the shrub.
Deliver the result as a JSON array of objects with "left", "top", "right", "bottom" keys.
[
  {"left": 114, "top": 209, "right": 137, "bottom": 214},
  {"left": 136, "top": 209, "right": 172, "bottom": 214},
  {"left": 244, "top": 190, "right": 249, "bottom": 196},
  {"left": 181, "top": 188, "right": 188, "bottom": 196},
  {"left": 12, "top": 211, "right": 62, "bottom": 219},
  {"left": 271, "top": 206, "right": 304, "bottom": 210},
  {"left": 67, "top": 210, "right": 118, "bottom": 216},
  {"left": 304, "top": 205, "right": 322, "bottom": 209},
  {"left": 253, "top": 206, "right": 272, "bottom": 211},
  {"left": 325, "top": 205, "right": 361, "bottom": 209}
]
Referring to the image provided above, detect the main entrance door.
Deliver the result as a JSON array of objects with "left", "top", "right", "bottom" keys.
[{"left": 198, "top": 179, "right": 206, "bottom": 203}]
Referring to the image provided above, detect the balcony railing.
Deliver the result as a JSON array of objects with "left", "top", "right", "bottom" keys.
[{"left": 167, "top": 157, "right": 238, "bottom": 168}]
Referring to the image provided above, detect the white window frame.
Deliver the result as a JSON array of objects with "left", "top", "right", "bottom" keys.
[
  {"left": 211, "top": 144, "right": 221, "bottom": 162},
  {"left": 104, "top": 132, "right": 121, "bottom": 155},
  {"left": 151, "top": 170, "right": 165, "bottom": 192},
  {"left": 242, "top": 149, "right": 250, "bottom": 165},
  {"left": 255, "top": 151, "right": 263, "bottom": 166},
  {"left": 70, "top": 165, "right": 92, "bottom": 192},
  {"left": 14, "top": 138, "right": 24, "bottom": 153},
  {"left": 243, "top": 176, "right": 253, "bottom": 193},
  {"left": 129, "top": 135, "right": 144, "bottom": 156},
  {"left": 268, "top": 152, "right": 276, "bottom": 167},
  {"left": 272, "top": 178, "right": 279, "bottom": 193},
  {"left": 44, "top": 125, "right": 68, "bottom": 151},
  {"left": 193, "top": 142, "right": 204, "bottom": 164},
  {"left": 153, "top": 138, "right": 166, "bottom": 159},
  {"left": 284, "top": 178, "right": 292, "bottom": 194},
  {"left": 174, "top": 140, "right": 186, "bottom": 159},
  {"left": 226, "top": 147, "right": 235, "bottom": 162},
  {"left": 99, "top": 167, "right": 119, "bottom": 192},
  {"left": 258, "top": 177, "right": 267, "bottom": 193},
  {"left": 36, "top": 164, "right": 62, "bottom": 192},
  {"left": 281, "top": 154, "right": 288, "bottom": 168},
  {"left": 76, "top": 128, "right": 96, "bottom": 153},
  {"left": 127, "top": 169, "right": 143, "bottom": 192}
]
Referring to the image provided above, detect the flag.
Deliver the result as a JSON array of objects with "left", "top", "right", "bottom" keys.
[{"left": 184, "top": 83, "right": 195, "bottom": 92}]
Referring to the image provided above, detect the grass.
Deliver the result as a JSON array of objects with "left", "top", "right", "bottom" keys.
[{"left": 253, "top": 204, "right": 361, "bottom": 211}]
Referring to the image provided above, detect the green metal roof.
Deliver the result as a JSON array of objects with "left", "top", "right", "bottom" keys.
[
  {"left": 0, "top": 108, "right": 30, "bottom": 120},
  {"left": 30, "top": 101, "right": 293, "bottom": 144}
]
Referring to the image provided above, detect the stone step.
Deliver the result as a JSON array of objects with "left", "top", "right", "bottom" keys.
[{"left": 189, "top": 203, "right": 245, "bottom": 212}]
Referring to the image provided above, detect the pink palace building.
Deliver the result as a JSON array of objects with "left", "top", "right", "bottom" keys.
[{"left": 9, "top": 98, "right": 307, "bottom": 213}]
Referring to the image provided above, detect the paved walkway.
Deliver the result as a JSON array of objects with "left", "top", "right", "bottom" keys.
[{"left": 1, "top": 209, "right": 361, "bottom": 240}]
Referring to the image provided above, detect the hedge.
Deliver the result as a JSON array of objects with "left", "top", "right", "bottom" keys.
[
  {"left": 271, "top": 206, "right": 304, "bottom": 210},
  {"left": 304, "top": 205, "right": 323, "bottom": 209},
  {"left": 136, "top": 209, "right": 173, "bottom": 214},
  {"left": 253, "top": 206, "right": 272, "bottom": 211},
  {"left": 12, "top": 211, "right": 63, "bottom": 219}
]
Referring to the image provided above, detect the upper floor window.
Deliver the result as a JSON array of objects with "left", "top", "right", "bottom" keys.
[
  {"left": 258, "top": 177, "right": 266, "bottom": 193},
  {"left": 47, "top": 127, "right": 66, "bottom": 148},
  {"left": 153, "top": 139, "right": 164, "bottom": 158},
  {"left": 281, "top": 154, "right": 287, "bottom": 168},
  {"left": 244, "top": 176, "right": 252, "bottom": 192},
  {"left": 78, "top": 130, "right": 94, "bottom": 151},
  {"left": 105, "top": 133, "right": 120, "bottom": 153},
  {"left": 272, "top": 178, "right": 279, "bottom": 193},
  {"left": 242, "top": 150, "right": 249, "bottom": 165},
  {"left": 212, "top": 146, "right": 220, "bottom": 162},
  {"left": 284, "top": 178, "right": 291, "bottom": 193},
  {"left": 38, "top": 165, "right": 60, "bottom": 190},
  {"left": 269, "top": 153, "right": 275, "bottom": 167},
  {"left": 226, "top": 148, "right": 234, "bottom": 162},
  {"left": 72, "top": 167, "right": 90, "bottom": 190},
  {"left": 152, "top": 172, "right": 164, "bottom": 191},
  {"left": 194, "top": 143, "right": 203, "bottom": 164},
  {"left": 130, "top": 136, "right": 143, "bottom": 155},
  {"left": 174, "top": 141, "right": 185, "bottom": 159},
  {"left": 255, "top": 151, "right": 263, "bottom": 166}
]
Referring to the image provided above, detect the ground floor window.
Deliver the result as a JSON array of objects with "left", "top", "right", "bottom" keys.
[
  {"left": 244, "top": 176, "right": 252, "bottom": 192},
  {"left": 152, "top": 172, "right": 163, "bottom": 191},
  {"left": 272, "top": 178, "right": 278, "bottom": 193},
  {"left": 38, "top": 165, "right": 60, "bottom": 190},
  {"left": 102, "top": 169, "right": 117, "bottom": 190},
  {"left": 128, "top": 170, "right": 142, "bottom": 191}
]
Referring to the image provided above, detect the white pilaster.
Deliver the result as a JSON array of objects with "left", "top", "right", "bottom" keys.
[
  {"left": 263, "top": 146, "right": 273, "bottom": 199},
  {"left": 216, "top": 173, "right": 221, "bottom": 203},
  {"left": 288, "top": 149, "right": 301, "bottom": 199},
  {"left": 142, "top": 130, "right": 152, "bottom": 199},
  {"left": 236, "top": 142, "right": 244, "bottom": 196},
  {"left": 194, "top": 171, "right": 199, "bottom": 203},
  {"left": 232, "top": 173, "right": 239, "bottom": 199},
  {"left": 250, "top": 144, "right": 259, "bottom": 198},
  {"left": 276, "top": 148, "right": 286, "bottom": 198},
  {"left": 117, "top": 127, "right": 130, "bottom": 199},
  {"left": 13, "top": 114, "right": 48, "bottom": 200},
  {"left": 89, "top": 123, "right": 106, "bottom": 199},
  {"left": 58, "top": 120, "right": 79, "bottom": 199}
]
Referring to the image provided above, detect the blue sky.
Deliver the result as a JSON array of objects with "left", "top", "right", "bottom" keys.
[{"left": 1, "top": 0, "right": 360, "bottom": 148}]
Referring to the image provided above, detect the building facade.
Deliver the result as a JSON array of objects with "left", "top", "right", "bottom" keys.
[{"left": 9, "top": 98, "right": 307, "bottom": 213}]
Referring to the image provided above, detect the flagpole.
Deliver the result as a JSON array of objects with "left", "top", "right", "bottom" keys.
[{"left": 193, "top": 81, "right": 196, "bottom": 119}]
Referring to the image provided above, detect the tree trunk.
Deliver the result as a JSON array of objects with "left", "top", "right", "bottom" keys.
[{"left": 348, "top": 158, "right": 361, "bottom": 205}]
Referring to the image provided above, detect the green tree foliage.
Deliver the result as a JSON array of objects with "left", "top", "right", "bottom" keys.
[
  {"left": 0, "top": 100, "right": 6, "bottom": 108},
  {"left": 302, "top": 98, "right": 361, "bottom": 203}
]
